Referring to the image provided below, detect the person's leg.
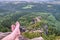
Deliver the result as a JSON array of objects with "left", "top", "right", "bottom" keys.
[
  {"left": 2, "top": 22, "right": 20, "bottom": 40},
  {"left": 11, "top": 24, "right": 20, "bottom": 40}
]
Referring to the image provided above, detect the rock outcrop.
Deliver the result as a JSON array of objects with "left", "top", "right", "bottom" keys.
[
  {"left": 0, "top": 32, "right": 28, "bottom": 40},
  {"left": 31, "top": 37, "right": 44, "bottom": 40},
  {"left": 0, "top": 32, "right": 44, "bottom": 40},
  {"left": 0, "top": 32, "right": 11, "bottom": 40}
]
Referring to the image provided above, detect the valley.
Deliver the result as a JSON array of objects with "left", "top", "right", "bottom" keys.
[{"left": 0, "top": 1, "right": 60, "bottom": 40}]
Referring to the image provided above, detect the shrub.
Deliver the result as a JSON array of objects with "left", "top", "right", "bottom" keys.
[
  {"left": 42, "top": 33, "right": 56, "bottom": 40},
  {"left": 22, "top": 32, "right": 41, "bottom": 39}
]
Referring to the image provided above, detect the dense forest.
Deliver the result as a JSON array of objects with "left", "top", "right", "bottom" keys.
[{"left": 0, "top": 1, "right": 60, "bottom": 40}]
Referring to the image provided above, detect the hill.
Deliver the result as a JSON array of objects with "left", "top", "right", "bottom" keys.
[{"left": 0, "top": 1, "right": 60, "bottom": 40}]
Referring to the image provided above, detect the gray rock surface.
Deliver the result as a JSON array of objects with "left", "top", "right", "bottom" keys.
[
  {"left": 0, "top": 32, "right": 28, "bottom": 40},
  {"left": 0, "top": 32, "right": 44, "bottom": 40},
  {"left": 31, "top": 37, "right": 44, "bottom": 40},
  {"left": 0, "top": 32, "right": 11, "bottom": 40}
]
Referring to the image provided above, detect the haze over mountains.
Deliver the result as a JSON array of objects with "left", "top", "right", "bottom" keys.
[
  {"left": 0, "top": 0, "right": 60, "bottom": 12},
  {"left": 0, "top": 0, "right": 60, "bottom": 4},
  {"left": 0, "top": 0, "right": 60, "bottom": 21},
  {"left": 0, "top": 0, "right": 55, "bottom": 2}
]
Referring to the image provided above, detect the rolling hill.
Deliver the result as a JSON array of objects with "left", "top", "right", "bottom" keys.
[{"left": 0, "top": 1, "right": 60, "bottom": 40}]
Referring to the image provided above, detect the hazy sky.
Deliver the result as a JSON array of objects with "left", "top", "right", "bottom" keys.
[{"left": 0, "top": 0, "right": 51, "bottom": 1}]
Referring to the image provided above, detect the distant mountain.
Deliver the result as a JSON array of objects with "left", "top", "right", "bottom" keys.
[
  {"left": 54, "top": 0, "right": 60, "bottom": 1},
  {"left": 0, "top": 1, "right": 60, "bottom": 12},
  {"left": 0, "top": 1, "right": 60, "bottom": 21},
  {"left": 0, "top": 0, "right": 55, "bottom": 2}
]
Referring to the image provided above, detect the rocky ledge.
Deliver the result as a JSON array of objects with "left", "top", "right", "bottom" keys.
[{"left": 0, "top": 32, "right": 44, "bottom": 40}]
